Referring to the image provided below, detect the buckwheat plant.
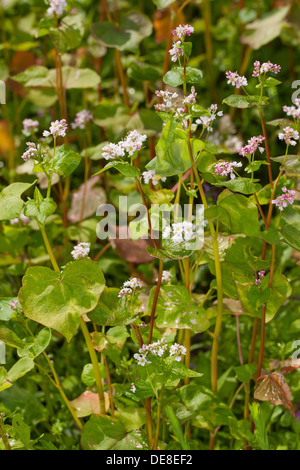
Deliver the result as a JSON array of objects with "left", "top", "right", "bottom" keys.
[{"left": 0, "top": 1, "right": 300, "bottom": 454}]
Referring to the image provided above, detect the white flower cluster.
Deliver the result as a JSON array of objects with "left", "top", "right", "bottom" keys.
[
  {"left": 102, "top": 130, "right": 147, "bottom": 160},
  {"left": 21, "top": 142, "right": 41, "bottom": 162},
  {"left": 182, "top": 86, "right": 197, "bottom": 105},
  {"left": 169, "top": 343, "right": 187, "bottom": 362},
  {"left": 133, "top": 338, "right": 186, "bottom": 366},
  {"left": 283, "top": 99, "right": 300, "bottom": 120},
  {"left": 71, "top": 242, "right": 90, "bottom": 260},
  {"left": 43, "top": 119, "right": 68, "bottom": 138},
  {"left": 142, "top": 169, "right": 166, "bottom": 186},
  {"left": 10, "top": 213, "right": 30, "bottom": 225},
  {"left": 47, "top": 0, "right": 67, "bottom": 16},
  {"left": 155, "top": 87, "right": 197, "bottom": 117},
  {"left": 158, "top": 270, "right": 172, "bottom": 283},
  {"left": 196, "top": 104, "right": 223, "bottom": 132},
  {"left": 163, "top": 221, "right": 200, "bottom": 244},
  {"left": 23, "top": 119, "right": 39, "bottom": 135},
  {"left": 118, "top": 277, "right": 143, "bottom": 298},
  {"left": 155, "top": 90, "right": 181, "bottom": 114},
  {"left": 71, "top": 110, "right": 93, "bottom": 130}
]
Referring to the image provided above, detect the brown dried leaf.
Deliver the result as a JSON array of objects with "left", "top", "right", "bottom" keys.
[
  {"left": 68, "top": 176, "right": 106, "bottom": 223},
  {"left": 254, "top": 372, "right": 295, "bottom": 417},
  {"left": 111, "top": 226, "right": 154, "bottom": 263},
  {"left": 70, "top": 390, "right": 110, "bottom": 417}
]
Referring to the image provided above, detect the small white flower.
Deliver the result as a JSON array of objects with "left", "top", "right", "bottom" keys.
[{"left": 71, "top": 242, "right": 90, "bottom": 259}]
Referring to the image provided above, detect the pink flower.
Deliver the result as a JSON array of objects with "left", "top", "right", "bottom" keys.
[
  {"left": 43, "top": 119, "right": 68, "bottom": 138},
  {"left": 255, "top": 271, "right": 265, "bottom": 285},
  {"left": 215, "top": 160, "right": 242, "bottom": 179},
  {"left": 21, "top": 142, "right": 39, "bottom": 161},
  {"left": 102, "top": 142, "right": 125, "bottom": 160},
  {"left": 238, "top": 135, "right": 265, "bottom": 157},
  {"left": 272, "top": 187, "right": 296, "bottom": 211},
  {"left": 172, "top": 24, "right": 194, "bottom": 39},
  {"left": 47, "top": 0, "right": 67, "bottom": 16},
  {"left": 226, "top": 71, "right": 248, "bottom": 88},
  {"left": 283, "top": 99, "right": 300, "bottom": 119},
  {"left": 252, "top": 60, "right": 281, "bottom": 77},
  {"left": 183, "top": 86, "right": 197, "bottom": 105},
  {"left": 195, "top": 104, "right": 223, "bottom": 131},
  {"left": 169, "top": 41, "right": 184, "bottom": 63},
  {"left": 9, "top": 299, "right": 18, "bottom": 310},
  {"left": 278, "top": 126, "right": 299, "bottom": 146},
  {"left": 71, "top": 242, "right": 90, "bottom": 259},
  {"left": 22, "top": 119, "right": 39, "bottom": 135},
  {"left": 71, "top": 110, "right": 93, "bottom": 129}
]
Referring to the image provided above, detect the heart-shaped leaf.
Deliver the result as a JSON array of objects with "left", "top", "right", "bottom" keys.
[{"left": 19, "top": 259, "right": 105, "bottom": 341}]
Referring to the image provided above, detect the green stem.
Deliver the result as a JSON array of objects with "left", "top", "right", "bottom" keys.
[
  {"left": 38, "top": 223, "right": 60, "bottom": 273},
  {"left": 44, "top": 352, "right": 83, "bottom": 430},
  {"left": 187, "top": 139, "right": 223, "bottom": 393},
  {"left": 0, "top": 419, "right": 11, "bottom": 450},
  {"left": 152, "top": 386, "right": 164, "bottom": 450},
  {"left": 80, "top": 317, "right": 106, "bottom": 415}
]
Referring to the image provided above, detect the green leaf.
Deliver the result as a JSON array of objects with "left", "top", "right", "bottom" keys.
[
  {"left": 241, "top": 5, "right": 290, "bottom": 50},
  {"left": 152, "top": 0, "right": 174, "bottom": 8},
  {"left": 107, "top": 326, "right": 129, "bottom": 345},
  {"left": 234, "top": 363, "right": 257, "bottom": 382},
  {"left": 256, "top": 77, "right": 281, "bottom": 88},
  {"left": 235, "top": 270, "right": 291, "bottom": 322},
  {"left": 205, "top": 205, "right": 231, "bottom": 229},
  {"left": 218, "top": 193, "right": 261, "bottom": 237},
  {"left": 32, "top": 328, "right": 52, "bottom": 358},
  {"left": 24, "top": 189, "right": 56, "bottom": 225},
  {"left": 180, "top": 42, "right": 192, "bottom": 60},
  {"left": 213, "top": 177, "right": 262, "bottom": 195},
  {"left": 165, "top": 405, "right": 190, "bottom": 450},
  {"left": 14, "top": 66, "right": 101, "bottom": 89},
  {"left": 19, "top": 259, "right": 105, "bottom": 342},
  {"left": 91, "top": 22, "right": 131, "bottom": 49},
  {"left": 7, "top": 357, "right": 35, "bottom": 383},
  {"left": 163, "top": 67, "right": 202, "bottom": 87},
  {"left": 0, "top": 298, "right": 14, "bottom": 321},
  {"left": 127, "top": 62, "right": 160, "bottom": 83},
  {"left": 81, "top": 363, "right": 106, "bottom": 387},
  {"left": 155, "top": 120, "right": 192, "bottom": 177},
  {"left": 94, "top": 160, "right": 141, "bottom": 178},
  {"left": 51, "top": 144, "right": 81, "bottom": 177},
  {"left": 147, "top": 245, "right": 193, "bottom": 261},
  {"left": 54, "top": 67, "right": 100, "bottom": 89},
  {"left": 0, "top": 367, "right": 10, "bottom": 392},
  {"left": 185, "top": 67, "right": 203, "bottom": 83},
  {"left": 244, "top": 161, "right": 269, "bottom": 173},
  {"left": 163, "top": 68, "right": 184, "bottom": 87},
  {"left": 149, "top": 286, "right": 210, "bottom": 333},
  {"left": 0, "top": 182, "right": 35, "bottom": 221},
  {"left": 271, "top": 155, "right": 300, "bottom": 176},
  {"left": 12, "top": 413, "right": 33, "bottom": 450},
  {"left": 0, "top": 327, "right": 26, "bottom": 349},
  {"left": 88, "top": 287, "right": 142, "bottom": 326},
  {"left": 12, "top": 65, "right": 49, "bottom": 87},
  {"left": 249, "top": 402, "right": 269, "bottom": 450},
  {"left": 260, "top": 227, "right": 282, "bottom": 245},
  {"left": 43, "top": 14, "right": 84, "bottom": 54},
  {"left": 280, "top": 206, "right": 300, "bottom": 251},
  {"left": 81, "top": 415, "right": 148, "bottom": 450},
  {"left": 223, "top": 95, "right": 269, "bottom": 109},
  {"left": 91, "top": 11, "right": 152, "bottom": 52}
]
